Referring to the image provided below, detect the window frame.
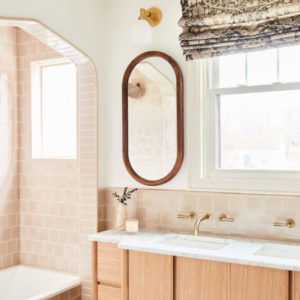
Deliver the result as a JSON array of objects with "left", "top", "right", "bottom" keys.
[
  {"left": 30, "top": 58, "right": 78, "bottom": 160},
  {"left": 188, "top": 59, "right": 300, "bottom": 195}
]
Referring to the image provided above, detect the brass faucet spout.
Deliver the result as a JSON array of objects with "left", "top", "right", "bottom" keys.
[{"left": 194, "top": 214, "right": 210, "bottom": 236}]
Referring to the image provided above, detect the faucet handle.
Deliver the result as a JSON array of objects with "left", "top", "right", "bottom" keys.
[
  {"left": 218, "top": 213, "right": 235, "bottom": 222},
  {"left": 177, "top": 211, "right": 196, "bottom": 219},
  {"left": 273, "top": 218, "right": 295, "bottom": 228}
]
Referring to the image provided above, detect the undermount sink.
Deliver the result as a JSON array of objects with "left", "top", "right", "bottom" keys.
[
  {"left": 158, "top": 235, "right": 228, "bottom": 251},
  {"left": 255, "top": 244, "right": 300, "bottom": 261}
]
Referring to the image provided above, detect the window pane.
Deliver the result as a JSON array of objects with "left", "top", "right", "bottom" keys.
[
  {"left": 218, "top": 90, "right": 300, "bottom": 170},
  {"left": 218, "top": 53, "right": 246, "bottom": 88},
  {"left": 279, "top": 45, "right": 300, "bottom": 83},
  {"left": 41, "top": 63, "right": 77, "bottom": 158},
  {"left": 247, "top": 49, "right": 277, "bottom": 85}
]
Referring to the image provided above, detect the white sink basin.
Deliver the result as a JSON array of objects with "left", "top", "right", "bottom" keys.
[
  {"left": 255, "top": 244, "right": 300, "bottom": 261},
  {"left": 158, "top": 235, "right": 228, "bottom": 251}
]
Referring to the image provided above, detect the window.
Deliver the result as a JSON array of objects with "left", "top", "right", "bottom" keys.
[
  {"left": 31, "top": 59, "right": 77, "bottom": 159},
  {"left": 190, "top": 45, "right": 300, "bottom": 194}
]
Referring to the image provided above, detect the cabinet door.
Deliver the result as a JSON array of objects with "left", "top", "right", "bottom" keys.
[
  {"left": 292, "top": 271, "right": 300, "bottom": 300},
  {"left": 96, "top": 242, "right": 128, "bottom": 300},
  {"left": 231, "top": 264, "right": 288, "bottom": 300},
  {"left": 175, "top": 257, "right": 230, "bottom": 300},
  {"left": 98, "top": 242, "right": 122, "bottom": 287},
  {"left": 129, "top": 251, "right": 173, "bottom": 300}
]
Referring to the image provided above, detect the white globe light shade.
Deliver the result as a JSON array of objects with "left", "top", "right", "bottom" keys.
[{"left": 132, "top": 20, "right": 152, "bottom": 44}]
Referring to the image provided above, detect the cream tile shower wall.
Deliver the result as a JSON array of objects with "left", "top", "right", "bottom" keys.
[
  {"left": 16, "top": 21, "right": 98, "bottom": 299},
  {"left": 102, "top": 188, "right": 300, "bottom": 241},
  {"left": 17, "top": 29, "right": 82, "bottom": 273},
  {"left": 0, "top": 27, "right": 20, "bottom": 269}
]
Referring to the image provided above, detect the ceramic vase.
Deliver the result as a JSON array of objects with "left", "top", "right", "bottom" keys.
[{"left": 116, "top": 202, "right": 127, "bottom": 231}]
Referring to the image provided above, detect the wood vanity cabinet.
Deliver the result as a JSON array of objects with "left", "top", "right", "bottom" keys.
[
  {"left": 231, "top": 264, "right": 289, "bottom": 300},
  {"left": 175, "top": 257, "right": 230, "bottom": 300},
  {"left": 92, "top": 242, "right": 297, "bottom": 300}
]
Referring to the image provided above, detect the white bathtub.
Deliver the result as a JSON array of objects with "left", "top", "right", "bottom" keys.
[{"left": 0, "top": 265, "right": 81, "bottom": 300}]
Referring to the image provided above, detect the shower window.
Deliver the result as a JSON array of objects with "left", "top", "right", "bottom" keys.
[{"left": 31, "top": 59, "right": 77, "bottom": 159}]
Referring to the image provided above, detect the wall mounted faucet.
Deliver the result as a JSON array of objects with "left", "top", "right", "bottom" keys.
[
  {"left": 273, "top": 218, "right": 295, "bottom": 228},
  {"left": 194, "top": 214, "right": 210, "bottom": 236},
  {"left": 218, "top": 213, "right": 235, "bottom": 223},
  {"left": 177, "top": 211, "right": 196, "bottom": 219}
]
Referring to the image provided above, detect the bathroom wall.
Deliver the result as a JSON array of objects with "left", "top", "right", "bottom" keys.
[
  {"left": 0, "top": 0, "right": 184, "bottom": 188},
  {"left": 0, "top": 20, "right": 98, "bottom": 299},
  {"left": 17, "top": 29, "right": 82, "bottom": 273},
  {"left": 99, "top": 0, "right": 187, "bottom": 189},
  {"left": 103, "top": 188, "right": 300, "bottom": 242},
  {"left": 0, "top": 26, "right": 20, "bottom": 269},
  {"left": 97, "top": 0, "right": 300, "bottom": 242},
  {"left": 15, "top": 25, "right": 98, "bottom": 300},
  {"left": 0, "top": 0, "right": 299, "bottom": 293}
]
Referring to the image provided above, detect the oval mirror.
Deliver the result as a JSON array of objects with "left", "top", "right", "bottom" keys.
[{"left": 122, "top": 51, "right": 183, "bottom": 186}]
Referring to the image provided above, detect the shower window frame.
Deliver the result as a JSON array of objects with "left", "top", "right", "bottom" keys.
[{"left": 30, "top": 58, "right": 78, "bottom": 160}]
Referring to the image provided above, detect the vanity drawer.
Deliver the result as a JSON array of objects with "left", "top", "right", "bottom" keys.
[
  {"left": 97, "top": 242, "right": 122, "bottom": 287},
  {"left": 98, "top": 285, "right": 121, "bottom": 300}
]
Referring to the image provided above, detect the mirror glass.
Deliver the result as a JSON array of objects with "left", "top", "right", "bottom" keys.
[{"left": 128, "top": 57, "right": 177, "bottom": 180}]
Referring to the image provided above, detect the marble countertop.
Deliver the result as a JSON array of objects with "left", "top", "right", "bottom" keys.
[{"left": 88, "top": 230, "right": 300, "bottom": 272}]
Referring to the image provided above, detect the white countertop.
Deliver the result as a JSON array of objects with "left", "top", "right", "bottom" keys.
[{"left": 88, "top": 230, "right": 300, "bottom": 272}]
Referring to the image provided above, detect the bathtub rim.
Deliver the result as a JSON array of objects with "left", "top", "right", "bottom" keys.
[{"left": 0, "top": 264, "right": 81, "bottom": 300}]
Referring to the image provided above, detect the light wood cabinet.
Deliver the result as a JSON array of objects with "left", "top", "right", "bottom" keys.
[
  {"left": 231, "top": 264, "right": 289, "bottom": 300},
  {"left": 92, "top": 241, "right": 295, "bottom": 300},
  {"left": 92, "top": 242, "right": 128, "bottom": 300},
  {"left": 175, "top": 257, "right": 230, "bottom": 300},
  {"left": 128, "top": 250, "right": 173, "bottom": 300},
  {"left": 98, "top": 242, "right": 122, "bottom": 287},
  {"left": 98, "top": 285, "right": 121, "bottom": 300},
  {"left": 292, "top": 271, "right": 300, "bottom": 300}
]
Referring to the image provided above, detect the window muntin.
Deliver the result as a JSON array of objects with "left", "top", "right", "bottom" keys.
[
  {"left": 215, "top": 45, "right": 300, "bottom": 88},
  {"left": 31, "top": 59, "right": 77, "bottom": 159}
]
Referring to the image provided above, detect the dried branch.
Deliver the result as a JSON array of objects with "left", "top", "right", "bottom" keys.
[{"left": 112, "top": 187, "right": 138, "bottom": 205}]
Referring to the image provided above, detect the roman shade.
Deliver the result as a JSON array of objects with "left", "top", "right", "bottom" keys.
[{"left": 179, "top": 0, "right": 300, "bottom": 60}]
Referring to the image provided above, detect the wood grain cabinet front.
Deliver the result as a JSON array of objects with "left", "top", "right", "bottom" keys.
[
  {"left": 175, "top": 257, "right": 230, "bottom": 300},
  {"left": 98, "top": 285, "right": 122, "bottom": 300},
  {"left": 93, "top": 242, "right": 128, "bottom": 300},
  {"left": 292, "top": 271, "right": 300, "bottom": 300},
  {"left": 92, "top": 242, "right": 296, "bottom": 300},
  {"left": 98, "top": 242, "right": 122, "bottom": 287},
  {"left": 128, "top": 250, "right": 173, "bottom": 300},
  {"left": 231, "top": 264, "right": 289, "bottom": 300}
]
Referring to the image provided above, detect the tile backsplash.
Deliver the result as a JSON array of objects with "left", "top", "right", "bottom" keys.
[{"left": 100, "top": 188, "right": 300, "bottom": 242}]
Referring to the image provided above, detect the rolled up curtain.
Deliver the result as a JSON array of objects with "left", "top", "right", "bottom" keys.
[{"left": 179, "top": 0, "right": 300, "bottom": 60}]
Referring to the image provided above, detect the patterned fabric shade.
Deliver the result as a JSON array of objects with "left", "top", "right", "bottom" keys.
[{"left": 179, "top": 0, "right": 300, "bottom": 60}]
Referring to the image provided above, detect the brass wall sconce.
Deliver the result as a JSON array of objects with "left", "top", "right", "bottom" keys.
[{"left": 138, "top": 7, "right": 162, "bottom": 27}]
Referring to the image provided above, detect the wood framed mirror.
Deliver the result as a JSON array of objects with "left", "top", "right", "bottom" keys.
[{"left": 122, "top": 51, "right": 184, "bottom": 186}]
